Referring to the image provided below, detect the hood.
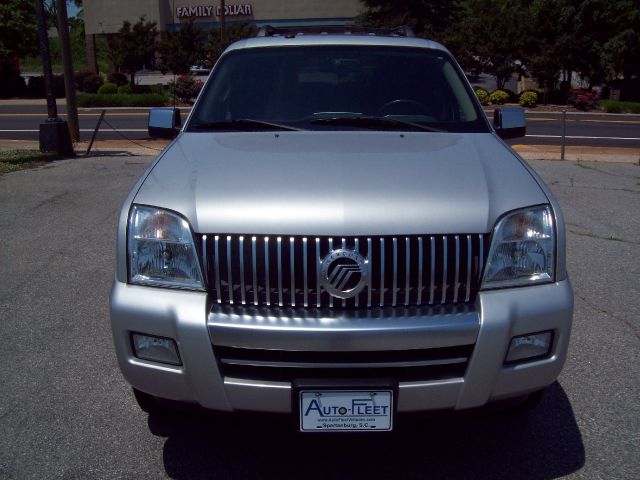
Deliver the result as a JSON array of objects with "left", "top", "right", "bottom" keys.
[{"left": 134, "top": 131, "right": 547, "bottom": 235}]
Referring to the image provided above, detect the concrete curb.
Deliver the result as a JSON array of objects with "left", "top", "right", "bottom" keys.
[{"left": 512, "top": 145, "right": 640, "bottom": 164}]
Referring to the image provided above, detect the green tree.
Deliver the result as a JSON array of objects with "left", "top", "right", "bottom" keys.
[
  {"left": 455, "top": 0, "right": 527, "bottom": 90},
  {"left": 157, "top": 21, "right": 207, "bottom": 75},
  {"left": 601, "top": 0, "right": 640, "bottom": 80},
  {"left": 0, "top": 0, "right": 38, "bottom": 72},
  {"left": 107, "top": 16, "right": 158, "bottom": 87},
  {"left": 0, "top": 0, "right": 38, "bottom": 96},
  {"left": 205, "top": 22, "right": 257, "bottom": 65},
  {"left": 357, "top": 0, "right": 463, "bottom": 39}
]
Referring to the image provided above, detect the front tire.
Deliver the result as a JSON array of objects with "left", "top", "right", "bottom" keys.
[{"left": 132, "top": 387, "right": 167, "bottom": 415}]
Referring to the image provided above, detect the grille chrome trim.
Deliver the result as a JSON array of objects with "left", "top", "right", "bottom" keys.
[
  {"left": 251, "top": 236, "right": 258, "bottom": 306},
  {"left": 202, "top": 233, "right": 487, "bottom": 309},
  {"left": 214, "top": 235, "right": 221, "bottom": 304},
  {"left": 214, "top": 344, "right": 474, "bottom": 383}
]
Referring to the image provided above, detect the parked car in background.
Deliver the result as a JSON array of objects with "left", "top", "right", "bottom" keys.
[{"left": 189, "top": 64, "right": 211, "bottom": 75}]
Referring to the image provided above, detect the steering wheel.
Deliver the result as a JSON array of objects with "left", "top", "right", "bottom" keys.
[{"left": 376, "top": 99, "right": 431, "bottom": 116}]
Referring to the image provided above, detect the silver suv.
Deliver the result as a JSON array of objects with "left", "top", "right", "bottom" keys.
[{"left": 110, "top": 26, "right": 573, "bottom": 432}]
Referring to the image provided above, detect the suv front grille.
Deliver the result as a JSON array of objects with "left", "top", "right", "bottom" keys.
[
  {"left": 215, "top": 345, "right": 474, "bottom": 383},
  {"left": 199, "top": 234, "right": 488, "bottom": 309}
]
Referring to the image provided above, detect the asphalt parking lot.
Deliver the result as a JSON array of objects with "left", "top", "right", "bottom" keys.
[{"left": 0, "top": 155, "right": 638, "bottom": 479}]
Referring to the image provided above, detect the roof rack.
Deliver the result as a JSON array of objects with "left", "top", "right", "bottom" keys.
[{"left": 257, "top": 25, "right": 415, "bottom": 38}]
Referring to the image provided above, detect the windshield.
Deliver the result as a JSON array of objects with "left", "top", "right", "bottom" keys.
[{"left": 188, "top": 45, "right": 489, "bottom": 133}]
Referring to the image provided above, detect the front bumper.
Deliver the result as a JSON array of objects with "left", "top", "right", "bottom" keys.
[{"left": 110, "top": 279, "right": 573, "bottom": 413}]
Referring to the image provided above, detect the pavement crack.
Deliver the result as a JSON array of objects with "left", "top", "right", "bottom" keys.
[
  {"left": 575, "top": 293, "right": 640, "bottom": 340},
  {"left": 568, "top": 229, "right": 639, "bottom": 245},
  {"left": 574, "top": 162, "right": 639, "bottom": 179},
  {"left": 556, "top": 183, "right": 639, "bottom": 194}
]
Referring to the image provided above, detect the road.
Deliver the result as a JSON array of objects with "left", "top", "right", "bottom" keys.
[
  {"left": 0, "top": 156, "right": 638, "bottom": 479},
  {"left": 0, "top": 103, "right": 639, "bottom": 148}
]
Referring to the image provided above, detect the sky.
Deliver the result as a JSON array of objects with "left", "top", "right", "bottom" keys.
[{"left": 67, "top": 1, "right": 80, "bottom": 18}]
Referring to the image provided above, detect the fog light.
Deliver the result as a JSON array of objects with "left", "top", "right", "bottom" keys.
[
  {"left": 505, "top": 331, "right": 553, "bottom": 363},
  {"left": 131, "top": 333, "right": 181, "bottom": 365}
]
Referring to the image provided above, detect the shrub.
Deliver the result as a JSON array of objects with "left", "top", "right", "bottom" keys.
[
  {"left": 26, "top": 75, "right": 65, "bottom": 98},
  {"left": 568, "top": 88, "right": 599, "bottom": 110},
  {"left": 601, "top": 100, "right": 640, "bottom": 114},
  {"left": 167, "top": 75, "right": 204, "bottom": 104},
  {"left": 97, "top": 82, "right": 118, "bottom": 95},
  {"left": 502, "top": 88, "right": 517, "bottom": 103},
  {"left": 117, "top": 83, "right": 133, "bottom": 94},
  {"left": 150, "top": 83, "right": 164, "bottom": 95},
  {"left": 76, "top": 93, "right": 168, "bottom": 108},
  {"left": 75, "top": 70, "right": 103, "bottom": 93},
  {"left": 519, "top": 91, "right": 538, "bottom": 108},
  {"left": 489, "top": 90, "right": 510, "bottom": 105},
  {"left": 133, "top": 84, "right": 152, "bottom": 94},
  {"left": 473, "top": 86, "right": 490, "bottom": 105},
  {"left": 107, "top": 72, "right": 128, "bottom": 87}
]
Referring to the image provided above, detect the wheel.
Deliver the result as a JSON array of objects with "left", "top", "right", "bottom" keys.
[
  {"left": 509, "top": 388, "right": 546, "bottom": 413},
  {"left": 376, "top": 98, "right": 431, "bottom": 116},
  {"left": 132, "top": 387, "right": 168, "bottom": 415}
]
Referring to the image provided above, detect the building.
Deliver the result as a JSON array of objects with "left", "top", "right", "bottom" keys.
[{"left": 84, "top": 0, "right": 363, "bottom": 35}]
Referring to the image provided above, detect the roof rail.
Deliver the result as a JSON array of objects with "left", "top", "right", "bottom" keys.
[{"left": 256, "top": 25, "right": 416, "bottom": 38}]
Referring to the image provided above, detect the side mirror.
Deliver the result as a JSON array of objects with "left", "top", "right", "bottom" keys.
[
  {"left": 493, "top": 107, "right": 526, "bottom": 139},
  {"left": 148, "top": 108, "right": 181, "bottom": 139}
]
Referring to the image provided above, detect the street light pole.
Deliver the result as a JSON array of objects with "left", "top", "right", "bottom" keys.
[
  {"left": 34, "top": 0, "right": 58, "bottom": 120},
  {"left": 34, "top": 0, "right": 72, "bottom": 155},
  {"left": 55, "top": 0, "right": 80, "bottom": 142}
]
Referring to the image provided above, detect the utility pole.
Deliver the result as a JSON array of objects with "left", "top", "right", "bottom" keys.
[
  {"left": 35, "top": 0, "right": 72, "bottom": 155},
  {"left": 56, "top": 0, "right": 80, "bottom": 142},
  {"left": 220, "top": 0, "right": 226, "bottom": 41}
]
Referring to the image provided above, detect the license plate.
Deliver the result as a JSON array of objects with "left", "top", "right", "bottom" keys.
[{"left": 299, "top": 390, "right": 393, "bottom": 432}]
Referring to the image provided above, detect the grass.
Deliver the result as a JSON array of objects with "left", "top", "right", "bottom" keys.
[
  {"left": 601, "top": 100, "right": 640, "bottom": 114},
  {"left": 0, "top": 150, "right": 60, "bottom": 175},
  {"left": 77, "top": 93, "right": 168, "bottom": 108}
]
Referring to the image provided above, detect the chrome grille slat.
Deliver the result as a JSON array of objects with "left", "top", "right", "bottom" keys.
[
  {"left": 315, "top": 237, "right": 321, "bottom": 308},
  {"left": 226, "top": 236, "right": 233, "bottom": 304},
  {"left": 379, "top": 238, "right": 385, "bottom": 307},
  {"left": 239, "top": 236, "right": 246, "bottom": 305},
  {"left": 453, "top": 235, "right": 460, "bottom": 304},
  {"left": 392, "top": 237, "right": 398, "bottom": 307},
  {"left": 277, "top": 236, "right": 283, "bottom": 307},
  {"left": 404, "top": 237, "right": 410, "bottom": 306},
  {"left": 441, "top": 236, "right": 448, "bottom": 305},
  {"left": 303, "top": 238, "right": 308, "bottom": 307},
  {"left": 354, "top": 238, "right": 360, "bottom": 308},
  {"left": 202, "top": 235, "right": 209, "bottom": 285},
  {"left": 289, "top": 237, "right": 295, "bottom": 307},
  {"left": 328, "top": 238, "right": 334, "bottom": 308},
  {"left": 429, "top": 236, "right": 435, "bottom": 305},
  {"left": 417, "top": 237, "right": 423, "bottom": 306},
  {"left": 264, "top": 236, "right": 270, "bottom": 306},
  {"left": 251, "top": 236, "right": 258, "bottom": 306},
  {"left": 465, "top": 234, "right": 472, "bottom": 302},
  {"left": 367, "top": 237, "right": 372, "bottom": 307},
  {"left": 204, "top": 233, "right": 486, "bottom": 309},
  {"left": 341, "top": 238, "right": 346, "bottom": 308},
  {"left": 214, "top": 236, "right": 221, "bottom": 304}
]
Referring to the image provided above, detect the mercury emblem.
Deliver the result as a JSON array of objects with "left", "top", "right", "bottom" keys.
[{"left": 319, "top": 249, "right": 369, "bottom": 299}]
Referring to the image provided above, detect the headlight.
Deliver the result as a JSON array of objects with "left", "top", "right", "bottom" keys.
[
  {"left": 127, "top": 205, "right": 204, "bottom": 289},
  {"left": 482, "top": 205, "right": 555, "bottom": 289}
]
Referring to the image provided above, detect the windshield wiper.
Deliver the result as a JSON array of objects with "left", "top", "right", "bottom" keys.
[
  {"left": 311, "top": 116, "right": 442, "bottom": 132},
  {"left": 191, "top": 119, "right": 303, "bottom": 131}
]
